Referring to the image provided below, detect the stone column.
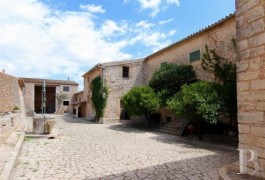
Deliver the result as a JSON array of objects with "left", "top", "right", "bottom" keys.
[
  {"left": 236, "top": 0, "right": 265, "bottom": 177},
  {"left": 75, "top": 105, "right": 79, "bottom": 118}
]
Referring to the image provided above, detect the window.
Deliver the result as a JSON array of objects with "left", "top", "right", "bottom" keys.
[
  {"left": 63, "top": 101, "right": 69, "bottom": 106},
  {"left": 63, "top": 86, "right": 70, "bottom": 91},
  {"left": 160, "top": 62, "right": 167, "bottom": 68},
  {"left": 122, "top": 66, "right": 129, "bottom": 78},
  {"left": 190, "top": 50, "right": 201, "bottom": 63},
  {"left": 87, "top": 77, "right": 90, "bottom": 83}
]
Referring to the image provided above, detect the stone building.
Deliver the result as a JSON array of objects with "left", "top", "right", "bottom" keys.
[
  {"left": 0, "top": 70, "right": 26, "bottom": 114},
  {"left": 22, "top": 78, "right": 78, "bottom": 115},
  {"left": 81, "top": 59, "right": 145, "bottom": 123},
  {"left": 142, "top": 13, "right": 236, "bottom": 128},
  {"left": 0, "top": 70, "right": 26, "bottom": 144},
  {"left": 144, "top": 13, "right": 236, "bottom": 83},
  {"left": 236, "top": 0, "right": 265, "bottom": 178},
  {"left": 72, "top": 91, "right": 86, "bottom": 118}
]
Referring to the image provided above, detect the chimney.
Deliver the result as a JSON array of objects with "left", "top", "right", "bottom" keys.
[
  {"left": 2, "top": 69, "right": 5, "bottom": 74},
  {"left": 68, "top": 77, "right": 69, "bottom": 81}
]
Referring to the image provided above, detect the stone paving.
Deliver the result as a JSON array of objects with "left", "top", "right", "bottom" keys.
[{"left": 12, "top": 115, "right": 238, "bottom": 179}]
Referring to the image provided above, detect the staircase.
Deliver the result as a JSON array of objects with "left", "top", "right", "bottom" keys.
[{"left": 157, "top": 119, "right": 187, "bottom": 136}]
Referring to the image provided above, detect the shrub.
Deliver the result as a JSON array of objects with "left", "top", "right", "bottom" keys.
[
  {"left": 149, "top": 64, "right": 196, "bottom": 105},
  {"left": 167, "top": 81, "right": 223, "bottom": 139},
  {"left": 122, "top": 86, "right": 160, "bottom": 127},
  {"left": 201, "top": 44, "right": 237, "bottom": 129}
]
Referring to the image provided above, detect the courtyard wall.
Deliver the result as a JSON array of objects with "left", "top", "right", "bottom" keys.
[{"left": 236, "top": 0, "right": 265, "bottom": 177}]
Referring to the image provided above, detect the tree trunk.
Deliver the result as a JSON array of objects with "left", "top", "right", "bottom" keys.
[
  {"left": 197, "top": 119, "right": 203, "bottom": 140},
  {"left": 144, "top": 113, "right": 153, "bottom": 128}
]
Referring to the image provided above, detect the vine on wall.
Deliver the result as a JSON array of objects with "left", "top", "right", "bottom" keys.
[
  {"left": 201, "top": 44, "right": 237, "bottom": 130},
  {"left": 90, "top": 76, "right": 108, "bottom": 122}
]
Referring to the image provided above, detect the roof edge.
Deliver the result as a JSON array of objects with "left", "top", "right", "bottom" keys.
[{"left": 145, "top": 13, "right": 235, "bottom": 60}]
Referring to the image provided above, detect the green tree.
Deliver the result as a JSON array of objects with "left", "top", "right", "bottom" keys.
[
  {"left": 122, "top": 86, "right": 160, "bottom": 128},
  {"left": 201, "top": 44, "right": 237, "bottom": 129},
  {"left": 149, "top": 64, "right": 196, "bottom": 105},
  {"left": 167, "top": 81, "right": 222, "bottom": 139},
  {"left": 91, "top": 76, "right": 108, "bottom": 122}
]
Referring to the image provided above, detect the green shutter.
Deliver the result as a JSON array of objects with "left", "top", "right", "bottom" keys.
[
  {"left": 190, "top": 50, "right": 200, "bottom": 63},
  {"left": 160, "top": 62, "right": 167, "bottom": 68}
]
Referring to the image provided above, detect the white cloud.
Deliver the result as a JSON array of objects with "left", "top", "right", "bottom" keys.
[
  {"left": 100, "top": 20, "right": 126, "bottom": 37},
  {"left": 168, "top": 30, "right": 176, "bottom": 36},
  {"left": 159, "top": 18, "right": 174, "bottom": 25},
  {"left": 0, "top": 0, "right": 130, "bottom": 85},
  {"left": 80, "top": 4, "right": 106, "bottom": 14},
  {"left": 137, "top": 0, "right": 161, "bottom": 17},
  {"left": 136, "top": 20, "right": 154, "bottom": 29},
  {"left": 137, "top": 0, "right": 180, "bottom": 17},
  {"left": 0, "top": 0, "right": 177, "bottom": 87},
  {"left": 166, "top": 0, "right": 180, "bottom": 6}
]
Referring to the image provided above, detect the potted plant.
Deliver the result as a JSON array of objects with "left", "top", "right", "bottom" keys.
[{"left": 12, "top": 106, "right": 20, "bottom": 113}]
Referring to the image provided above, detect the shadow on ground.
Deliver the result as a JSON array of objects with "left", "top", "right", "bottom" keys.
[
  {"left": 117, "top": 119, "right": 238, "bottom": 151},
  {"left": 88, "top": 152, "right": 237, "bottom": 180}
]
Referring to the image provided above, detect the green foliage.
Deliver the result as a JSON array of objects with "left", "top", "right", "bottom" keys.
[
  {"left": 201, "top": 44, "right": 237, "bottom": 121},
  {"left": 56, "top": 93, "right": 68, "bottom": 105},
  {"left": 13, "top": 106, "right": 19, "bottom": 110},
  {"left": 167, "top": 81, "right": 222, "bottom": 124},
  {"left": 91, "top": 76, "right": 108, "bottom": 121},
  {"left": 149, "top": 64, "right": 196, "bottom": 105},
  {"left": 122, "top": 86, "right": 160, "bottom": 120}
]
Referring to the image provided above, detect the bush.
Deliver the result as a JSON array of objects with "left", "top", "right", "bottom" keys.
[
  {"left": 149, "top": 64, "right": 196, "bottom": 105},
  {"left": 167, "top": 81, "right": 222, "bottom": 139},
  {"left": 122, "top": 86, "right": 160, "bottom": 127}
]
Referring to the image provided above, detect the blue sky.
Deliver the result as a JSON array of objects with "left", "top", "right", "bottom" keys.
[{"left": 0, "top": 0, "right": 235, "bottom": 88}]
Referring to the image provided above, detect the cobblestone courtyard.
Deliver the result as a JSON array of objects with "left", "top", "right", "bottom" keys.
[{"left": 12, "top": 115, "right": 237, "bottom": 179}]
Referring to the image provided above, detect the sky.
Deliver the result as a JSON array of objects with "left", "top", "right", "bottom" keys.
[{"left": 0, "top": 0, "right": 235, "bottom": 89}]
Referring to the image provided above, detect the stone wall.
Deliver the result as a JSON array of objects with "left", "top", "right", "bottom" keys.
[
  {"left": 0, "top": 72, "right": 21, "bottom": 113},
  {"left": 144, "top": 14, "right": 236, "bottom": 83},
  {"left": 0, "top": 114, "right": 22, "bottom": 144},
  {"left": 143, "top": 14, "right": 236, "bottom": 123},
  {"left": 103, "top": 60, "right": 145, "bottom": 123},
  {"left": 236, "top": 0, "right": 265, "bottom": 177},
  {"left": 83, "top": 67, "right": 101, "bottom": 118}
]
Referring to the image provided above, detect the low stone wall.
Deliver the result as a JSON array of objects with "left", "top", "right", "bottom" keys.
[{"left": 0, "top": 113, "right": 22, "bottom": 144}]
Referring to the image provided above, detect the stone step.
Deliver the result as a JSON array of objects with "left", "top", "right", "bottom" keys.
[{"left": 157, "top": 129, "right": 182, "bottom": 136}]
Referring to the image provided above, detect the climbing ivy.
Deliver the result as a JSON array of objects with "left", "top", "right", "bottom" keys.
[
  {"left": 201, "top": 44, "right": 237, "bottom": 130},
  {"left": 90, "top": 76, "right": 108, "bottom": 122}
]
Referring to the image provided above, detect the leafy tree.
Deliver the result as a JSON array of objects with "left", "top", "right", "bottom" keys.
[
  {"left": 122, "top": 86, "right": 160, "bottom": 128},
  {"left": 149, "top": 64, "right": 196, "bottom": 105},
  {"left": 201, "top": 44, "right": 237, "bottom": 129},
  {"left": 167, "top": 81, "right": 223, "bottom": 139},
  {"left": 91, "top": 76, "right": 108, "bottom": 122}
]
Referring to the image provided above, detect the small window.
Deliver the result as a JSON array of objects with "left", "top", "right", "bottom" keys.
[
  {"left": 87, "top": 77, "right": 90, "bottom": 83},
  {"left": 160, "top": 62, "right": 167, "bottom": 68},
  {"left": 123, "top": 66, "right": 129, "bottom": 78},
  {"left": 190, "top": 50, "right": 201, "bottom": 63},
  {"left": 63, "top": 101, "right": 69, "bottom": 106},
  {"left": 63, "top": 86, "right": 70, "bottom": 91}
]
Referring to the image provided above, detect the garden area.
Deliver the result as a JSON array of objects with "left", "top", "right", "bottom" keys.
[{"left": 122, "top": 45, "right": 238, "bottom": 140}]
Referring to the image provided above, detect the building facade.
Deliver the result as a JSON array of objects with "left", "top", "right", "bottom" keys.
[
  {"left": 0, "top": 70, "right": 25, "bottom": 114},
  {"left": 22, "top": 78, "right": 78, "bottom": 115},
  {"left": 81, "top": 59, "right": 145, "bottom": 123}
]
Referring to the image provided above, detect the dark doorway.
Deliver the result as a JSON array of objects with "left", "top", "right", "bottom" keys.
[{"left": 34, "top": 86, "right": 56, "bottom": 113}]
